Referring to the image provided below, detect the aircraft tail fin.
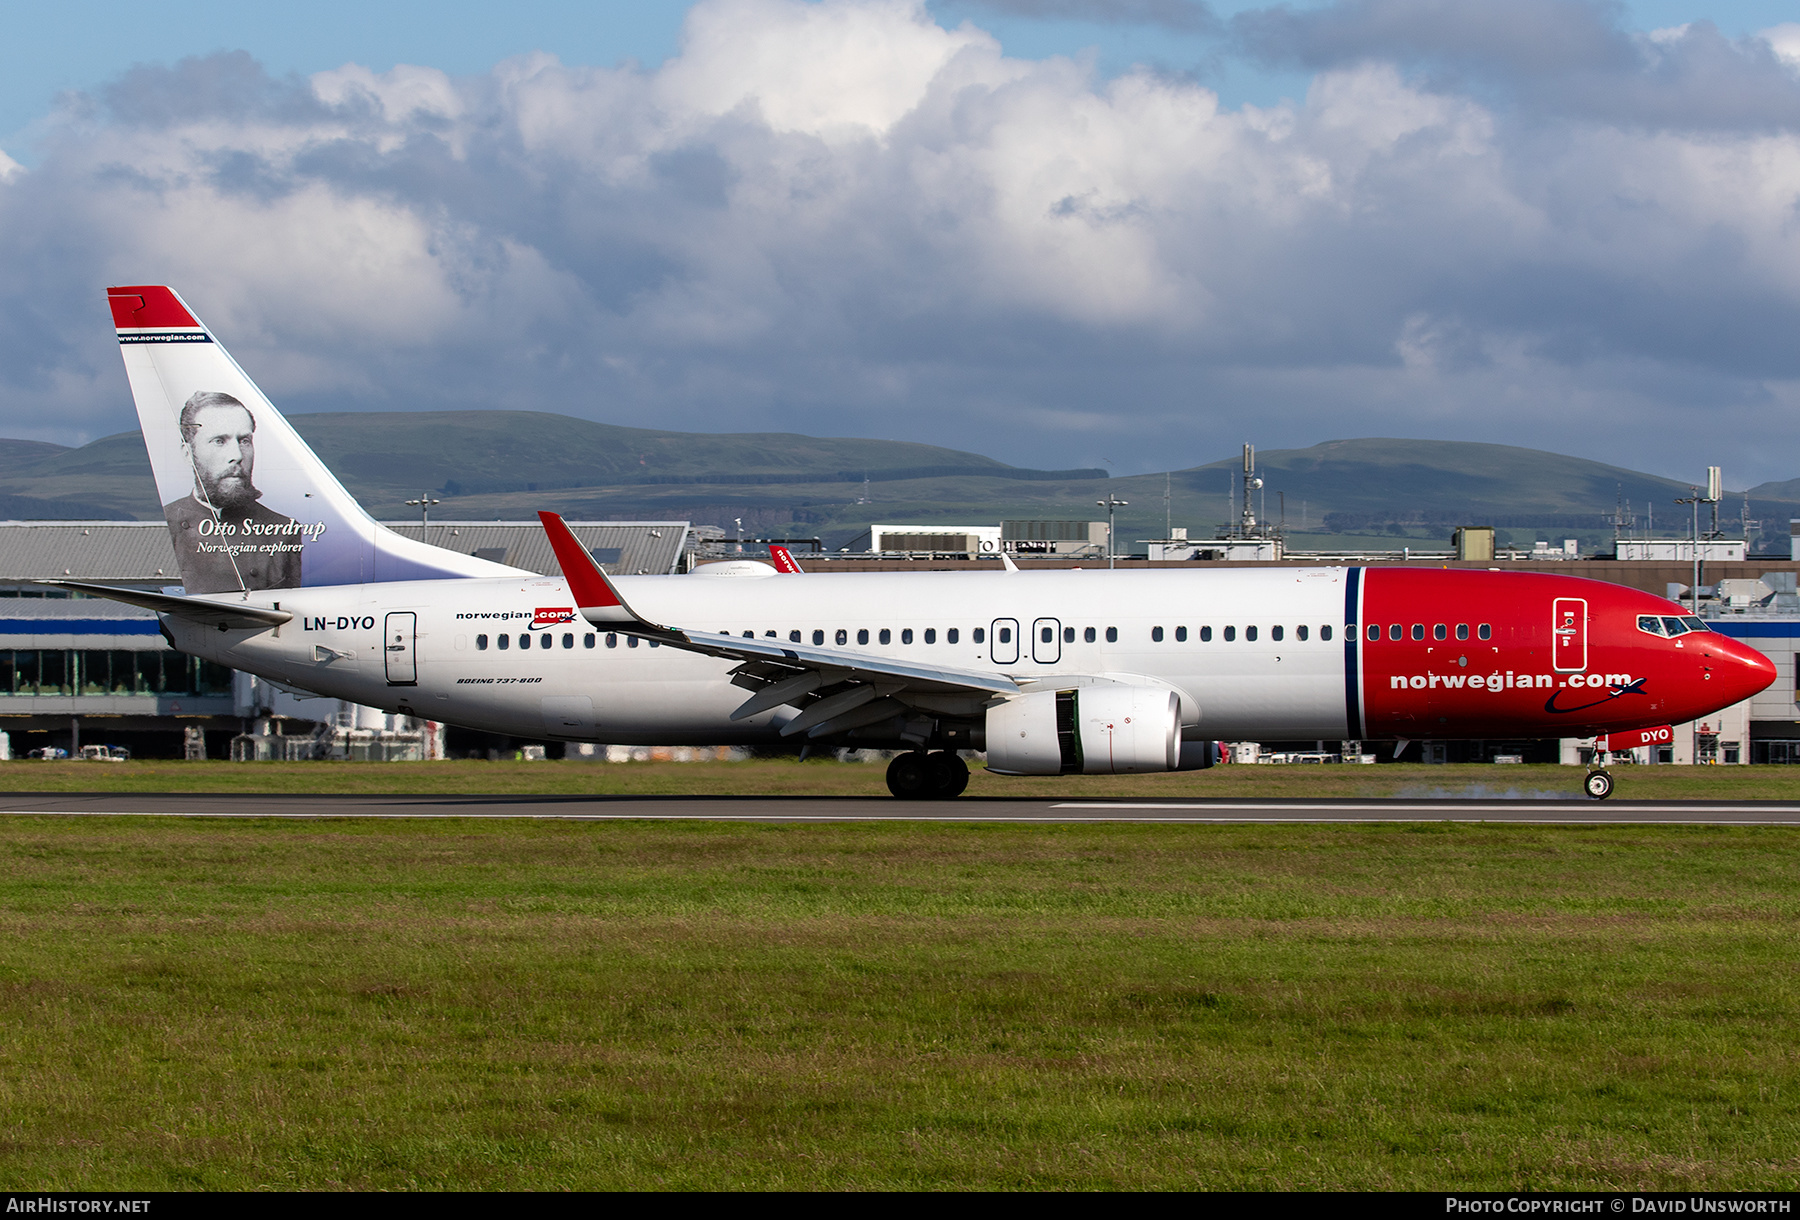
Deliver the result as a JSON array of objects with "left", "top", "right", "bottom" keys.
[
  {"left": 768, "top": 544, "right": 805, "bottom": 574},
  {"left": 107, "top": 285, "right": 526, "bottom": 594}
]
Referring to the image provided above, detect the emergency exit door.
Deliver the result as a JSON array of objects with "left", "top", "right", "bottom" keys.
[
  {"left": 1032, "top": 618, "right": 1061, "bottom": 664},
  {"left": 384, "top": 612, "right": 417, "bottom": 685},
  {"left": 1551, "top": 598, "right": 1587, "bottom": 673},
  {"left": 991, "top": 618, "right": 1020, "bottom": 665}
]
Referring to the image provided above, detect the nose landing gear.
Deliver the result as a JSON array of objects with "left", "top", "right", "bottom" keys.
[
  {"left": 1583, "top": 769, "right": 1614, "bottom": 800},
  {"left": 886, "top": 750, "right": 970, "bottom": 800}
]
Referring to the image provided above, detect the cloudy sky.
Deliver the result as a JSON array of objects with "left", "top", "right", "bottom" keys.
[{"left": 5, "top": 0, "right": 1800, "bottom": 484}]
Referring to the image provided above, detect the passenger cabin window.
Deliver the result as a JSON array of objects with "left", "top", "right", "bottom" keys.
[
  {"left": 1246, "top": 626, "right": 1258, "bottom": 642},
  {"left": 1063, "top": 627, "right": 1075, "bottom": 643},
  {"left": 1174, "top": 626, "right": 1187, "bottom": 642},
  {"left": 998, "top": 627, "right": 1012, "bottom": 644},
  {"left": 1224, "top": 626, "right": 1236, "bottom": 642},
  {"left": 1411, "top": 624, "right": 1424, "bottom": 641},
  {"left": 1104, "top": 627, "right": 1117, "bottom": 643},
  {"left": 606, "top": 633, "right": 618, "bottom": 648},
  {"left": 1478, "top": 624, "right": 1492, "bottom": 640},
  {"left": 1152, "top": 626, "right": 1164, "bottom": 642},
  {"left": 836, "top": 630, "right": 848, "bottom": 645},
  {"left": 901, "top": 629, "right": 913, "bottom": 644},
  {"left": 1433, "top": 624, "right": 1446, "bottom": 641},
  {"left": 1456, "top": 624, "right": 1469, "bottom": 640},
  {"left": 880, "top": 629, "right": 892, "bottom": 645},
  {"left": 925, "top": 628, "right": 937, "bottom": 644},
  {"left": 585, "top": 634, "right": 596, "bottom": 648},
  {"left": 1084, "top": 627, "right": 1096, "bottom": 643},
  {"left": 563, "top": 633, "right": 574, "bottom": 649},
  {"left": 814, "top": 630, "right": 825, "bottom": 645},
  {"left": 498, "top": 634, "right": 509, "bottom": 650},
  {"left": 1322, "top": 625, "right": 1332, "bottom": 641},
  {"left": 1367, "top": 625, "right": 1380, "bottom": 642},
  {"left": 1042, "top": 626, "right": 1054, "bottom": 643},
  {"left": 1200, "top": 626, "right": 1212, "bottom": 642},
  {"left": 476, "top": 634, "right": 489, "bottom": 650},
  {"left": 540, "top": 634, "right": 552, "bottom": 649},
  {"left": 1296, "top": 625, "right": 1308, "bottom": 641},
  {"left": 1389, "top": 625, "right": 1403, "bottom": 642},
  {"left": 974, "top": 628, "right": 985, "bottom": 644},
  {"left": 948, "top": 628, "right": 960, "bottom": 644},
  {"left": 858, "top": 629, "right": 870, "bottom": 645},
  {"left": 1272, "top": 625, "right": 1283, "bottom": 642},
  {"left": 790, "top": 630, "right": 801, "bottom": 642}
]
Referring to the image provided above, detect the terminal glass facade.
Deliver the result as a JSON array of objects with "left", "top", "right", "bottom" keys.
[{"left": 0, "top": 649, "right": 232, "bottom": 697}]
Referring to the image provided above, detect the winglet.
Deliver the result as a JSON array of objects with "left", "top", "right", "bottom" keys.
[
  {"left": 538, "top": 511, "right": 687, "bottom": 640},
  {"left": 768, "top": 544, "right": 804, "bottom": 574}
]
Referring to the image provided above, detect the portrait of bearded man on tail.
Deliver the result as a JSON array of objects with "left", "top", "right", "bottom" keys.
[{"left": 163, "top": 390, "right": 304, "bottom": 595}]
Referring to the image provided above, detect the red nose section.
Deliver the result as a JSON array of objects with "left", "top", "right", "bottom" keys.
[{"left": 1714, "top": 636, "right": 1777, "bottom": 706}]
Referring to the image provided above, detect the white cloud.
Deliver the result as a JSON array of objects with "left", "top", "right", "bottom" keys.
[
  {"left": 1762, "top": 22, "right": 1800, "bottom": 71},
  {"left": 2, "top": 0, "right": 1800, "bottom": 482}
]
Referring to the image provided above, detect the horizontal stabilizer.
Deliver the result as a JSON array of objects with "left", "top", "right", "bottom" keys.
[{"left": 38, "top": 580, "right": 292, "bottom": 631}]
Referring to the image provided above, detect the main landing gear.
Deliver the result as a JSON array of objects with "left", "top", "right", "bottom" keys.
[
  {"left": 886, "top": 750, "right": 970, "bottom": 800},
  {"left": 1584, "top": 769, "right": 1614, "bottom": 801}
]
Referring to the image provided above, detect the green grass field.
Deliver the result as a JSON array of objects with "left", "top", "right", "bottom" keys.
[
  {"left": 7, "top": 757, "right": 1800, "bottom": 799},
  {"left": 1, "top": 808, "right": 1798, "bottom": 1189}
]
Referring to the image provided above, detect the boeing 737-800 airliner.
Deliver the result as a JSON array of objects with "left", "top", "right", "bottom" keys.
[{"left": 64, "top": 286, "right": 1775, "bottom": 799}]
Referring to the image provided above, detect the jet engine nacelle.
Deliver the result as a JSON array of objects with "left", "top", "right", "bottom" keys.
[{"left": 985, "top": 685, "right": 1181, "bottom": 775}]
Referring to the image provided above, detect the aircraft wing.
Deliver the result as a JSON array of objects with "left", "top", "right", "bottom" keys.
[
  {"left": 37, "top": 580, "right": 293, "bottom": 631},
  {"left": 538, "top": 512, "right": 1018, "bottom": 739}
]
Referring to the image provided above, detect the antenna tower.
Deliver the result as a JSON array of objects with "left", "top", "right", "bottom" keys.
[{"left": 1239, "top": 444, "right": 1262, "bottom": 538}]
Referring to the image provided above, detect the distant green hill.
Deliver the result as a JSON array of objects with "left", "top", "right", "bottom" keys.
[{"left": 0, "top": 414, "right": 1788, "bottom": 554}]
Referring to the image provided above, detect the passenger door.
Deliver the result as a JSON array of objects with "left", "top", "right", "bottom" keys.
[
  {"left": 991, "top": 618, "right": 1020, "bottom": 665},
  {"left": 1032, "top": 617, "right": 1061, "bottom": 664},
  {"left": 384, "top": 612, "right": 417, "bottom": 685},
  {"left": 1551, "top": 598, "right": 1587, "bottom": 673}
]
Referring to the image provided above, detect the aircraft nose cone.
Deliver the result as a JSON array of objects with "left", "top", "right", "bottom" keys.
[{"left": 1715, "top": 636, "right": 1777, "bottom": 702}]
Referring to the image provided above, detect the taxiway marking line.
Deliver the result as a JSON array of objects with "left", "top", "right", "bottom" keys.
[
  {"left": 1051, "top": 802, "right": 1800, "bottom": 814},
  {"left": 4, "top": 809, "right": 1800, "bottom": 826}
]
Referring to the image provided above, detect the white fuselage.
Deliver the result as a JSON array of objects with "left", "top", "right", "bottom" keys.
[{"left": 166, "top": 567, "right": 1356, "bottom": 743}]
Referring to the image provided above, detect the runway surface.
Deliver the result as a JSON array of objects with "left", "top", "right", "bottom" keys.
[{"left": 1, "top": 791, "right": 1800, "bottom": 824}]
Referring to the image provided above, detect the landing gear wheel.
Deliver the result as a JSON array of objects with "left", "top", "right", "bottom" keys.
[
  {"left": 886, "top": 752, "right": 927, "bottom": 799},
  {"left": 1584, "top": 770, "right": 1614, "bottom": 801},
  {"left": 922, "top": 751, "right": 970, "bottom": 800}
]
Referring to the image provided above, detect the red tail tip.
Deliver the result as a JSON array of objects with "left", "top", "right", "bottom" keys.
[{"left": 106, "top": 285, "right": 198, "bottom": 329}]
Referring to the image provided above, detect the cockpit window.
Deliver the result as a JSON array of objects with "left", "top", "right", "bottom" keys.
[{"left": 1644, "top": 614, "right": 1709, "bottom": 638}]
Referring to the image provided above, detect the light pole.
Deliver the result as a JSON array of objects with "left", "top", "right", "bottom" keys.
[
  {"left": 405, "top": 492, "right": 441, "bottom": 530},
  {"left": 1674, "top": 466, "right": 1722, "bottom": 614},
  {"left": 1097, "top": 497, "right": 1128, "bottom": 569}
]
